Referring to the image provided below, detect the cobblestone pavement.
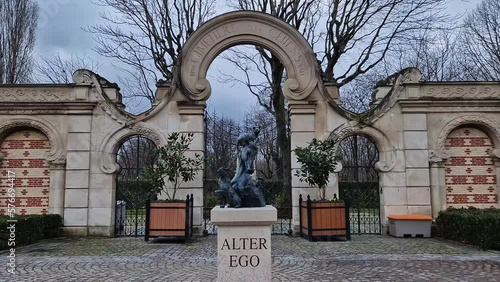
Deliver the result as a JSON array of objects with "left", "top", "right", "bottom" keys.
[{"left": 1, "top": 235, "right": 500, "bottom": 281}]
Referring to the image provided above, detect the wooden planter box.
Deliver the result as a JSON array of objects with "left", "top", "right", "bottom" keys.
[
  {"left": 299, "top": 194, "right": 351, "bottom": 241},
  {"left": 145, "top": 194, "right": 194, "bottom": 242}
]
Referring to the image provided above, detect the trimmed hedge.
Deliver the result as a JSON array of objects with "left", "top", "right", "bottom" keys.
[
  {"left": 435, "top": 207, "right": 500, "bottom": 250},
  {"left": 0, "top": 214, "right": 63, "bottom": 250}
]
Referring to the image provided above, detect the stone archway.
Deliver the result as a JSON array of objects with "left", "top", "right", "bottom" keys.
[
  {"left": 179, "top": 11, "right": 319, "bottom": 102},
  {"left": 173, "top": 11, "right": 326, "bottom": 234},
  {"left": 328, "top": 124, "right": 398, "bottom": 233},
  {"left": 337, "top": 134, "right": 381, "bottom": 234}
]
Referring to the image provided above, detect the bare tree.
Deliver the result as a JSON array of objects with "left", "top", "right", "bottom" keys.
[
  {"left": 35, "top": 53, "right": 103, "bottom": 83},
  {"left": 87, "top": 0, "right": 216, "bottom": 104},
  {"left": 459, "top": 0, "right": 500, "bottom": 80},
  {"left": 340, "top": 23, "right": 465, "bottom": 114},
  {"left": 340, "top": 70, "right": 385, "bottom": 113},
  {"left": 389, "top": 28, "right": 463, "bottom": 81},
  {"left": 321, "top": 0, "right": 449, "bottom": 86},
  {"left": 204, "top": 110, "right": 242, "bottom": 179},
  {"left": 0, "top": 0, "right": 38, "bottom": 84},
  {"left": 241, "top": 106, "right": 279, "bottom": 180}
]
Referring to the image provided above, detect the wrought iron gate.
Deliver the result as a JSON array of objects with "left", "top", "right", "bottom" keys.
[
  {"left": 115, "top": 136, "right": 157, "bottom": 237},
  {"left": 202, "top": 112, "right": 292, "bottom": 235},
  {"left": 338, "top": 135, "right": 381, "bottom": 234}
]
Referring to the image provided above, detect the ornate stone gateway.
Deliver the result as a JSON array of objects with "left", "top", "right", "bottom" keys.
[
  {"left": 1, "top": 11, "right": 500, "bottom": 237},
  {"left": 338, "top": 135, "right": 381, "bottom": 234}
]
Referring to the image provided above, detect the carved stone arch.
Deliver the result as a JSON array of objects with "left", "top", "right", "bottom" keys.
[
  {"left": 0, "top": 117, "right": 65, "bottom": 165},
  {"left": 179, "top": 11, "right": 319, "bottom": 101},
  {"left": 435, "top": 115, "right": 500, "bottom": 160},
  {"left": 98, "top": 122, "right": 165, "bottom": 174},
  {"left": 329, "top": 124, "right": 396, "bottom": 172}
]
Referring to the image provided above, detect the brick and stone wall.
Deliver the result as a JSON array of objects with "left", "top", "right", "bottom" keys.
[
  {"left": 445, "top": 127, "right": 498, "bottom": 208},
  {"left": 0, "top": 129, "right": 50, "bottom": 215}
]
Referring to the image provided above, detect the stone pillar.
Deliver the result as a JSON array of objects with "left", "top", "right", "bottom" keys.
[
  {"left": 63, "top": 116, "right": 92, "bottom": 236},
  {"left": 211, "top": 206, "right": 277, "bottom": 282},
  {"left": 48, "top": 161, "right": 66, "bottom": 216},
  {"left": 402, "top": 113, "right": 431, "bottom": 216},
  {"left": 177, "top": 102, "right": 206, "bottom": 235},
  {"left": 87, "top": 172, "right": 115, "bottom": 236},
  {"left": 429, "top": 151, "right": 449, "bottom": 215},
  {"left": 289, "top": 102, "right": 317, "bottom": 234},
  {"left": 429, "top": 162, "right": 442, "bottom": 218}
]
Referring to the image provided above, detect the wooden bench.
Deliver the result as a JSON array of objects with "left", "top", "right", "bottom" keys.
[{"left": 387, "top": 215, "right": 432, "bottom": 238}]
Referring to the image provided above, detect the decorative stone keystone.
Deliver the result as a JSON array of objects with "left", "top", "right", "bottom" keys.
[{"left": 211, "top": 206, "right": 277, "bottom": 282}]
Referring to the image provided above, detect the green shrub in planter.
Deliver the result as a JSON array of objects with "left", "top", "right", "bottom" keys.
[
  {"left": 0, "top": 214, "right": 63, "bottom": 250},
  {"left": 435, "top": 208, "right": 500, "bottom": 250}
]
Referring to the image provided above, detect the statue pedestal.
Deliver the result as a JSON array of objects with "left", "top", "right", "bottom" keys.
[{"left": 211, "top": 206, "right": 277, "bottom": 282}]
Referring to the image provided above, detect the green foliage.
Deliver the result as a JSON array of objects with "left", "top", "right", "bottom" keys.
[
  {"left": 204, "top": 192, "right": 219, "bottom": 208},
  {"left": 142, "top": 132, "right": 203, "bottom": 200},
  {"left": 116, "top": 180, "right": 154, "bottom": 208},
  {"left": 435, "top": 207, "right": 500, "bottom": 250},
  {"left": 294, "top": 138, "right": 339, "bottom": 200},
  {"left": 0, "top": 214, "right": 63, "bottom": 250}
]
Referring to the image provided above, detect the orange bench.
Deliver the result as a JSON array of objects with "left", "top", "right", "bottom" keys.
[
  {"left": 387, "top": 215, "right": 432, "bottom": 221},
  {"left": 387, "top": 214, "right": 432, "bottom": 238}
]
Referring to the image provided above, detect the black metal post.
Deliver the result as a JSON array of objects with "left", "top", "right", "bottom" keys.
[
  {"left": 145, "top": 196, "right": 151, "bottom": 241},
  {"left": 190, "top": 194, "right": 194, "bottom": 238},
  {"left": 299, "top": 194, "right": 303, "bottom": 237},
  {"left": 185, "top": 195, "right": 190, "bottom": 242},
  {"left": 345, "top": 200, "right": 351, "bottom": 240},
  {"left": 306, "top": 195, "right": 312, "bottom": 241}
]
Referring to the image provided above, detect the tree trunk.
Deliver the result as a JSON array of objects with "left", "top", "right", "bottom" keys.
[{"left": 270, "top": 55, "right": 292, "bottom": 208}]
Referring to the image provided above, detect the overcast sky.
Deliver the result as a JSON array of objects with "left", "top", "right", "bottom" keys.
[{"left": 34, "top": 0, "right": 478, "bottom": 120}]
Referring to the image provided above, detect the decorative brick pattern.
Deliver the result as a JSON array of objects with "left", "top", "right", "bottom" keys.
[
  {"left": 0, "top": 129, "right": 50, "bottom": 215},
  {"left": 445, "top": 127, "right": 498, "bottom": 208}
]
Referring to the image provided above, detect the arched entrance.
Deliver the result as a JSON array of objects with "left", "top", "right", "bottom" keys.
[
  {"left": 175, "top": 11, "right": 324, "bottom": 234},
  {"left": 0, "top": 128, "right": 51, "bottom": 215},
  {"left": 338, "top": 135, "right": 381, "bottom": 234},
  {"left": 114, "top": 135, "right": 157, "bottom": 237}
]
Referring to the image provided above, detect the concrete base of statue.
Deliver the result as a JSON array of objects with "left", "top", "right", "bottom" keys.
[{"left": 211, "top": 205, "right": 277, "bottom": 282}]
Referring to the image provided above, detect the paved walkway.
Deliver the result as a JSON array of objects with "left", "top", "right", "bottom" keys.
[{"left": 1, "top": 235, "right": 500, "bottom": 281}]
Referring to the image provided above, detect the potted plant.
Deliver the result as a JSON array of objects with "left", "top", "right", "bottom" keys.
[
  {"left": 142, "top": 132, "right": 203, "bottom": 242},
  {"left": 294, "top": 138, "right": 350, "bottom": 241}
]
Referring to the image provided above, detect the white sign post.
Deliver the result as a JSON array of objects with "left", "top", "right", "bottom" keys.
[{"left": 211, "top": 206, "right": 277, "bottom": 282}]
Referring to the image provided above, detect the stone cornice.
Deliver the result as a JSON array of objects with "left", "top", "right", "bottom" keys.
[
  {"left": 399, "top": 100, "right": 500, "bottom": 112},
  {"left": 0, "top": 102, "right": 97, "bottom": 115},
  {"left": 0, "top": 85, "right": 89, "bottom": 102},
  {"left": 421, "top": 84, "right": 500, "bottom": 99},
  {"left": 177, "top": 101, "right": 206, "bottom": 115},
  {"left": 288, "top": 101, "right": 317, "bottom": 115}
]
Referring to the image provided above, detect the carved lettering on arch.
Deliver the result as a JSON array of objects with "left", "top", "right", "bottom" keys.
[
  {"left": 180, "top": 11, "right": 318, "bottom": 102},
  {"left": 189, "top": 23, "right": 237, "bottom": 74}
]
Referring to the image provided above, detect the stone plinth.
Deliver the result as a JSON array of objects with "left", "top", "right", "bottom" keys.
[{"left": 211, "top": 206, "right": 277, "bottom": 282}]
